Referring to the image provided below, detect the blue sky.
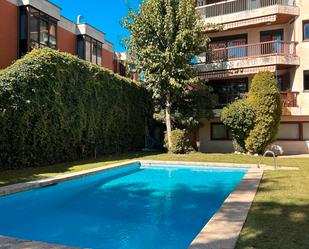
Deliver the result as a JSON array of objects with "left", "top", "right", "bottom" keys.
[{"left": 50, "top": 0, "right": 140, "bottom": 52}]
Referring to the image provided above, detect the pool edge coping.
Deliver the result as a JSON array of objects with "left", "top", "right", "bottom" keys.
[
  {"left": 0, "top": 160, "right": 263, "bottom": 249},
  {"left": 189, "top": 167, "right": 263, "bottom": 249},
  {"left": 0, "top": 160, "right": 141, "bottom": 196}
]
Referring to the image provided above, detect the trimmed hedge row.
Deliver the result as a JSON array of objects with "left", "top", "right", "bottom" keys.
[{"left": 0, "top": 48, "right": 149, "bottom": 169}]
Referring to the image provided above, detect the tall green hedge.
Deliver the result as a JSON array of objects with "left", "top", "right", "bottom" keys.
[
  {"left": 245, "top": 71, "right": 282, "bottom": 153},
  {"left": 0, "top": 48, "right": 150, "bottom": 169}
]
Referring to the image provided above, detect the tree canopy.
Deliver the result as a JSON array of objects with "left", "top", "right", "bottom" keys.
[{"left": 123, "top": 0, "right": 209, "bottom": 149}]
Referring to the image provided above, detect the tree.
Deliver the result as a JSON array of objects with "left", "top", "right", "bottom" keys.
[
  {"left": 154, "top": 81, "right": 216, "bottom": 129},
  {"left": 123, "top": 0, "right": 209, "bottom": 149},
  {"left": 245, "top": 71, "right": 282, "bottom": 154}
]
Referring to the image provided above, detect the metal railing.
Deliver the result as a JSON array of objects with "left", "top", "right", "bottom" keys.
[
  {"left": 196, "top": 0, "right": 296, "bottom": 18},
  {"left": 214, "top": 91, "right": 298, "bottom": 108},
  {"left": 206, "top": 40, "right": 297, "bottom": 62},
  {"left": 280, "top": 91, "right": 299, "bottom": 107}
]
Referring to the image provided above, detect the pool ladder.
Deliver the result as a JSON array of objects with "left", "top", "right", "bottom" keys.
[{"left": 258, "top": 150, "right": 277, "bottom": 169}]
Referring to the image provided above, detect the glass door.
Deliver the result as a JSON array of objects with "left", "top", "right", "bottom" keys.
[
  {"left": 260, "top": 29, "right": 284, "bottom": 55},
  {"left": 208, "top": 34, "right": 247, "bottom": 61}
]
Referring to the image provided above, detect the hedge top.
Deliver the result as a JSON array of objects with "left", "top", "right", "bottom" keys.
[{"left": 0, "top": 48, "right": 149, "bottom": 169}]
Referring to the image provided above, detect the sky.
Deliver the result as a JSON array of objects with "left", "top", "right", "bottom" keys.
[{"left": 50, "top": 0, "right": 140, "bottom": 52}]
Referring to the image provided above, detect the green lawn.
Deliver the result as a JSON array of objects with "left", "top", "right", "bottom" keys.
[{"left": 0, "top": 152, "right": 308, "bottom": 249}]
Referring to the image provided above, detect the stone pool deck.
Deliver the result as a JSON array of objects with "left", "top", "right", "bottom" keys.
[
  {"left": 0, "top": 160, "right": 295, "bottom": 249},
  {"left": 0, "top": 236, "right": 82, "bottom": 249}
]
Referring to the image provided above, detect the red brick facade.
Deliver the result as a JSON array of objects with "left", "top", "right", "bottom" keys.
[
  {"left": 102, "top": 48, "right": 115, "bottom": 71},
  {"left": 0, "top": 0, "right": 18, "bottom": 69},
  {"left": 57, "top": 27, "right": 77, "bottom": 56}
]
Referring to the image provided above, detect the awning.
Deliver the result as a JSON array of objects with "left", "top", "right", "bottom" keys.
[
  {"left": 223, "top": 15, "right": 277, "bottom": 30},
  {"left": 198, "top": 65, "right": 276, "bottom": 80},
  {"left": 205, "top": 15, "right": 277, "bottom": 31}
]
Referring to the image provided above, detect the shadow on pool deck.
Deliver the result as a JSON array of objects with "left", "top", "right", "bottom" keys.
[{"left": 0, "top": 152, "right": 158, "bottom": 187}]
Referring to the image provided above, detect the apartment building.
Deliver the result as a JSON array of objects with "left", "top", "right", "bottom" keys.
[
  {"left": 0, "top": 0, "right": 117, "bottom": 73},
  {"left": 114, "top": 52, "right": 139, "bottom": 81},
  {"left": 195, "top": 0, "right": 309, "bottom": 154}
]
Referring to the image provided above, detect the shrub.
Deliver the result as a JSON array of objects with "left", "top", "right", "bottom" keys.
[
  {"left": 245, "top": 71, "right": 282, "bottom": 154},
  {"left": 0, "top": 48, "right": 150, "bottom": 169},
  {"left": 221, "top": 98, "right": 255, "bottom": 152},
  {"left": 164, "top": 129, "right": 192, "bottom": 154}
]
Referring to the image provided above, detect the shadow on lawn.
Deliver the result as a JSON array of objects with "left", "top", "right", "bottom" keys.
[
  {"left": 191, "top": 200, "right": 309, "bottom": 249},
  {"left": 0, "top": 151, "right": 160, "bottom": 187},
  {"left": 234, "top": 174, "right": 309, "bottom": 249},
  {"left": 235, "top": 201, "right": 309, "bottom": 249}
]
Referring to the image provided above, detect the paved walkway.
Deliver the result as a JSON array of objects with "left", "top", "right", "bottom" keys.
[
  {"left": 279, "top": 154, "right": 309, "bottom": 158},
  {"left": 0, "top": 236, "right": 81, "bottom": 249}
]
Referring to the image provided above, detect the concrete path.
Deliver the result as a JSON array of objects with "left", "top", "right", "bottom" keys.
[{"left": 0, "top": 236, "right": 81, "bottom": 249}]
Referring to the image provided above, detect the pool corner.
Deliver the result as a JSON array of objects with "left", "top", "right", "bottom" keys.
[{"left": 189, "top": 168, "right": 263, "bottom": 249}]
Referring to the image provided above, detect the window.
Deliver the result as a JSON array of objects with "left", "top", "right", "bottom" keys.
[
  {"left": 303, "top": 21, "right": 309, "bottom": 41},
  {"left": 29, "top": 9, "right": 39, "bottom": 48},
  {"left": 277, "top": 123, "right": 300, "bottom": 140},
  {"left": 39, "top": 19, "right": 49, "bottom": 47},
  {"left": 19, "top": 6, "right": 58, "bottom": 57},
  {"left": 260, "top": 29, "right": 284, "bottom": 54},
  {"left": 49, "top": 22, "right": 57, "bottom": 48},
  {"left": 208, "top": 78, "right": 248, "bottom": 108},
  {"left": 77, "top": 35, "right": 102, "bottom": 66},
  {"left": 303, "top": 123, "right": 309, "bottom": 140},
  {"left": 277, "top": 122, "right": 309, "bottom": 141},
  {"left": 92, "top": 40, "right": 102, "bottom": 65},
  {"left": 211, "top": 123, "right": 232, "bottom": 140},
  {"left": 277, "top": 73, "right": 291, "bottom": 91},
  {"left": 28, "top": 7, "right": 57, "bottom": 49},
  {"left": 304, "top": 71, "right": 309, "bottom": 91},
  {"left": 119, "top": 62, "right": 126, "bottom": 77}
]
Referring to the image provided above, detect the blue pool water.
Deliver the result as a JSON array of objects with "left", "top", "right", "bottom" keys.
[{"left": 0, "top": 163, "right": 247, "bottom": 249}]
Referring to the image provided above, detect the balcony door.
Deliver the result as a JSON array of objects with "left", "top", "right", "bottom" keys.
[
  {"left": 260, "top": 29, "right": 284, "bottom": 55},
  {"left": 208, "top": 34, "right": 247, "bottom": 62}
]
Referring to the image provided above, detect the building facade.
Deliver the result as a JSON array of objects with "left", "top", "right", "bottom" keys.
[
  {"left": 114, "top": 52, "right": 139, "bottom": 81},
  {"left": 0, "top": 0, "right": 123, "bottom": 75},
  {"left": 195, "top": 0, "right": 309, "bottom": 154}
]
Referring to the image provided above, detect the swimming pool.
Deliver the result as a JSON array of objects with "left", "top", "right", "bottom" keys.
[{"left": 0, "top": 162, "right": 247, "bottom": 249}]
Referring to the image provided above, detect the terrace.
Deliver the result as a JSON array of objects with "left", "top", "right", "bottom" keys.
[
  {"left": 196, "top": 0, "right": 299, "bottom": 30},
  {"left": 195, "top": 40, "right": 299, "bottom": 74},
  {"left": 211, "top": 91, "right": 298, "bottom": 109}
]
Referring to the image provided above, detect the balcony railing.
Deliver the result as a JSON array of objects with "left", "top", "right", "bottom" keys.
[
  {"left": 196, "top": 0, "right": 296, "bottom": 19},
  {"left": 206, "top": 40, "right": 297, "bottom": 63},
  {"left": 214, "top": 91, "right": 298, "bottom": 108},
  {"left": 280, "top": 91, "right": 298, "bottom": 107}
]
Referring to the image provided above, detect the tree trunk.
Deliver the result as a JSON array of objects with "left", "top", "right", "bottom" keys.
[{"left": 165, "top": 91, "right": 172, "bottom": 150}]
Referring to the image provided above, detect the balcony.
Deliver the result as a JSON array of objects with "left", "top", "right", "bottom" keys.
[
  {"left": 280, "top": 91, "right": 298, "bottom": 107},
  {"left": 281, "top": 91, "right": 301, "bottom": 115},
  {"left": 212, "top": 91, "right": 298, "bottom": 116},
  {"left": 195, "top": 40, "right": 299, "bottom": 75},
  {"left": 196, "top": 0, "right": 299, "bottom": 30}
]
